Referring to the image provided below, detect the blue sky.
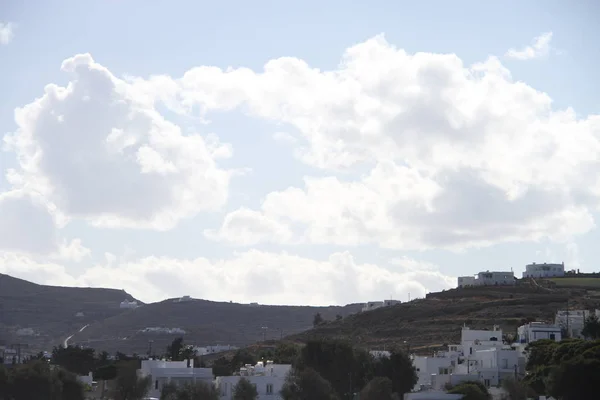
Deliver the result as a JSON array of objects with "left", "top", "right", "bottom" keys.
[{"left": 0, "top": 0, "right": 599, "bottom": 305}]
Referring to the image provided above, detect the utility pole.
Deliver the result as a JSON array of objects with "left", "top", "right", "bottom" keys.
[
  {"left": 566, "top": 297, "right": 570, "bottom": 338},
  {"left": 10, "top": 343, "right": 28, "bottom": 364},
  {"left": 261, "top": 326, "right": 268, "bottom": 342}
]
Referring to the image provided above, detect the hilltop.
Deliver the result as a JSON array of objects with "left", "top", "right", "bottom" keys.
[
  {"left": 0, "top": 273, "right": 140, "bottom": 350},
  {"left": 68, "top": 298, "right": 362, "bottom": 354},
  {"left": 287, "top": 282, "right": 600, "bottom": 353}
]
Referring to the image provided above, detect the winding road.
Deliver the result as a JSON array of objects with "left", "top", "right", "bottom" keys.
[{"left": 63, "top": 324, "right": 89, "bottom": 347}]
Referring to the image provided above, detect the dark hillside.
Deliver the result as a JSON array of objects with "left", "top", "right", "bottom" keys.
[
  {"left": 287, "top": 285, "right": 599, "bottom": 353},
  {"left": 69, "top": 298, "right": 362, "bottom": 354},
  {"left": 0, "top": 273, "right": 140, "bottom": 350}
]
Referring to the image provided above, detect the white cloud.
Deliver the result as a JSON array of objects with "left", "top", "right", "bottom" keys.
[
  {"left": 4, "top": 53, "right": 234, "bottom": 231},
  {"left": 505, "top": 32, "right": 553, "bottom": 60},
  {"left": 0, "top": 250, "right": 455, "bottom": 305},
  {"left": 0, "top": 190, "right": 59, "bottom": 254},
  {"left": 0, "top": 22, "right": 15, "bottom": 45},
  {"left": 161, "top": 34, "right": 600, "bottom": 251},
  {"left": 203, "top": 207, "right": 294, "bottom": 246}
]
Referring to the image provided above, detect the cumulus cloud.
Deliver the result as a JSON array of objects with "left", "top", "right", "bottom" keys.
[
  {"left": 0, "top": 22, "right": 14, "bottom": 45},
  {"left": 505, "top": 32, "right": 553, "bottom": 60},
  {"left": 157, "top": 34, "right": 600, "bottom": 251},
  {"left": 0, "top": 250, "right": 455, "bottom": 305},
  {"left": 4, "top": 53, "right": 234, "bottom": 230}
]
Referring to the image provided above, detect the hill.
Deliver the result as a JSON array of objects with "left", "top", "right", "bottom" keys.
[
  {"left": 68, "top": 298, "right": 363, "bottom": 355},
  {"left": 0, "top": 274, "right": 140, "bottom": 351},
  {"left": 286, "top": 283, "right": 600, "bottom": 353}
]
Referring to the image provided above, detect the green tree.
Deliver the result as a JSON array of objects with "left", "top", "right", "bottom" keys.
[
  {"left": 164, "top": 381, "right": 219, "bottom": 400},
  {"left": 273, "top": 343, "right": 300, "bottom": 364},
  {"left": 2, "top": 361, "right": 85, "bottom": 400},
  {"left": 233, "top": 377, "right": 258, "bottom": 400},
  {"left": 524, "top": 339, "right": 557, "bottom": 370},
  {"left": 546, "top": 356, "right": 600, "bottom": 400},
  {"left": 582, "top": 314, "right": 600, "bottom": 339},
  {"left": 212, "top": 356, "right": 234, "bottom": 377},
  {"left": 167, "top": 337, "right": 185, "bottom": 361},
  {"left": 280, "top": 368, "right": 338, "bottom": 400},
  {"left": 371, "top": 350, "right": 417, "bottom": 396},
  {"left": 298, "top": 340, "right": 355, "bottom": 397},
  {"left": 359, "top": 377, "right": 394, "bottom": 400},
  {"left": 51, "top": 345, "right": 96, "bottom": 376},
  {"left": 313, "top": 313, "right": 324, "bottom": 327},
  {"left": 231, "top": 349, "right": 257, "bottom": 371},
  {"left": 501, "top": 377, "right": 534, "bottom": 400},
  {"left": 110, "top": 361, "right": 151, "bottom": 400},
  {"left": 447, "top": 381, "right": 490, "bottom": 400}
]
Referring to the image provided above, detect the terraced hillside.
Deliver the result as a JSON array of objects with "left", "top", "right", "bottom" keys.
[
  {"left": 68, "top": 298, "right": 363, "bottom": 355},
  {"left": 287, "top": 284, "right": 600, "bottom": 353}
]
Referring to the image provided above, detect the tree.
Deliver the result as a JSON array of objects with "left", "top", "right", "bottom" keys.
[
  {"left": 166, "top": 337, "right": 184, "bottom": 361},
  {"left": 546, "top": 356, "right": 600, "bottom": 400},
  {"left": 159, "top": 382, "right": 178, "bottom": 400},
  {"left": 359, "top": 377, "right": 394, "bottom": 400},
  {"left": 110, "top": 361, "right": 151, "bottom": 400},
  {"left": 273, "top": 343, "right": 300, "bottom": 365},
  {"left": 163, "top": 381, "right": 218, "bottom": 400},
  {"left": 233, "top": 377, "right": 258, "bottom": 400},
  {"left": 231, "top": 349, "right": 257, "bottom": 371},
  {"left": 298, "top": 340, "right": 356, "bottom": 397},
  {"left": 447, "top": 381, "right": 490, "bottom": 400},
  {"left": 501, "top": 376, "right": 534, "bottom": 400},
  {"left": 51, "top": 345, "right": 95, "bottom": 376},
  {"left": 280, "top": 368, "right": 338, "bottom": 400},
  {"left": 2, "top": 361, "right": 85, "bottom": 400},
  {"left": 372, "top": 350, "right": 417, "bottom": 397},
  {"left": 582, "top": 314, "right": 600, "bottom": 339},
  {"left": 313, "top": 313, "right": 324, "bottom": 327}
]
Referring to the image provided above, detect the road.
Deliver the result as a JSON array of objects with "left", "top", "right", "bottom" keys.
[{"left": 63, "top": 324, "right": 89, "bottom": 347}]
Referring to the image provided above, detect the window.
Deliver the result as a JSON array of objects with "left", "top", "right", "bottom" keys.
[
  {"left": 550, "top": 333, "right": 556, "bottom": 340},
  {"left": 155, "top": 380, "right": 158, "bottom": 390},
  {"left": 484, "top": 379, "right": 491, "bottom": 387},
  {"left": 266, "top": 383, "right": 274, "bottom": 395}
]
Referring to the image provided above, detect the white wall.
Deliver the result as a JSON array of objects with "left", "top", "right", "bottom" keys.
[
  {"left": 523, "top": 263, "right": 565, "bottom": 278},
  {"left": 517, "top": 323, "right": 561, "bottom": 344}
]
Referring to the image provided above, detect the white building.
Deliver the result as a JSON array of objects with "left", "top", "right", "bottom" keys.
[
  {"left": 517, "top": 322, "right": 561, "bottom": 344},
  {"left": 457, "top": 271, "right": 515, "bottom": 288},
  {"left": 120, "top": 299, "right": 139, "bottom": 309},
  {"left": 361, "top": 299, "right": 401, "bottom": 312},
  {"left": 138, "top": 359, "right": 213, "bottom": 399},
  {"left": 194, "top": 345, "right": 238, "bottom": 356},
  {"left": 555, "top": 309, "right": 600, "bottom": 338},
  {"left": 522, "top": 262, "right": 565, "bottom": 279},
  {"left": 412, "top": 326, "right": 524, "bottom": 394},
  {"left": 215, "top": 361, "right": 291, "bottom": 400}
]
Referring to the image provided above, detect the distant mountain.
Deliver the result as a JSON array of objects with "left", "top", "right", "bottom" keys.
[
  {"left": 0, "top": 273, "right": 140, "bottom": 351},
  {"left": 69, "top": 298, "right": 363, "bottom": 355},
  {"left": 0, "top": 273, "right": 362, "bottom": 355}
]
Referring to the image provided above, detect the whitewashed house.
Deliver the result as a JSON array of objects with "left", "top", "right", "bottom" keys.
[
  {"left": 411, "top": 326, "right": 524, "bottom": 393},
  {"left": 522, "top": 262, "right": 565, "bottom": 278},
  {"left": 361, "top": 299, "right": 401, "bottom": 312},
  {"left": 555, "top": 309, "right": 600, "bottom": 338},
  {"left": 517, "top": 322, "right": 561, "bottom": 344},
  {"left": 215, "top": 361, "right": 291, "bottom": 400},
  {"left": 457, "top": 271, "right": 515, "bottom": 288},
  {"left": 138, "top": 359, "right": 213, "bottom": 399},
  {"left": 120, "top": 299, "right": 139, "bottom": 309},
  {"left": 194, "top": 344, "right": 238, "bottom": 356}
]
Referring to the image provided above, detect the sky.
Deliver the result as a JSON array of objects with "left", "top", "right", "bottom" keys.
[{"left": 0, "top": 0, "right": 599, "bottom": 306}]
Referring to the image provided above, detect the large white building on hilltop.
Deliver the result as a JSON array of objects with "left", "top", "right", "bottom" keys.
[
  {"left": 457, "top": 271, "right": 515, "bottom": 288},
  {"left": 361, "top": 299, "right": 401, "bottom": 312},
  {"left": 522, "top": 262, "right": 565, "bottom": 279}
]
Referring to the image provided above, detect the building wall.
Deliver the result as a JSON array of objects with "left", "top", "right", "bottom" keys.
[
  {"left": 457, "top": 272, "right": 515, "bottom": 288},
  {"left": 517, "top": 323, "right": 561, "bottom": 344},
  {"left": 523, "top": 262, "right": 565, "bottom": 278}
]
